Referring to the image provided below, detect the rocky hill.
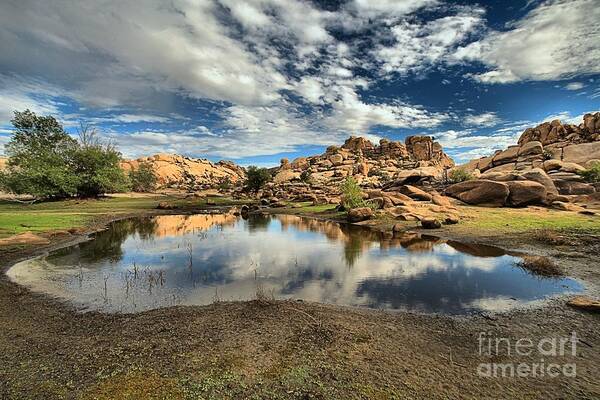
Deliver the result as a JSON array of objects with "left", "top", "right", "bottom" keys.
[
  {"left": 0, "top": 157, "right": 6, "bottom": 170},
  {"left": 261, "top": 135, "right": 454, "bottom": 204},
  {"left": 121, "top": 154, "right": 246, "bottom": 190}
]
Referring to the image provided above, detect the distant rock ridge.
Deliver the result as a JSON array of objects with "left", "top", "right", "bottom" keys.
[{"left": 121, "top": 153, "right": 246, "bottom": 190}]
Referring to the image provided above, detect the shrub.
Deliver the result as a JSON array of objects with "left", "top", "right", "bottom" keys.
[
  {"left": 217, "top": 176, "right": 232, "bottom": 191},
  {"left": 579, "top": 161, "right": 600, "bottom": 183},
  {"left": 542, "top": 149, "right": 554, "bottom": 160},
  {"left": 245, "top": 166, "right": 271, "bottom": 191},
  {"left": 299, "top": 170, "right": 312, "bottom": 183},
  {"left": 129, "top": 162, "right": 158, "bottom": 192},
  {"left": 340, "top": 176, "right": 365, "bottom": 209},
  {"left": 449, "top": 167, "right": 474, "bottom": 183}
]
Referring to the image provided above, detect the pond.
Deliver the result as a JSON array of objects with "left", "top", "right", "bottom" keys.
[{"left": 7, "top": 213, "right": 582, "bottom": 314}]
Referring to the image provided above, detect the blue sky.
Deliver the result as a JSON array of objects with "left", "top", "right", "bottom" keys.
[{"left": 0, "top": 0, "right": 598, "bottom": 166}]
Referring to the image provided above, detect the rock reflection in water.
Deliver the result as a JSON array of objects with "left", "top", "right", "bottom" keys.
[{"left": 7, "top": 213, "right": 581, "bottom": 314}]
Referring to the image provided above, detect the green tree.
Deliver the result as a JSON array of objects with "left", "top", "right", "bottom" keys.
[
  {"left": 129, "top": 161, "right": 158, "bottom": 192},
  {"left": 71, "top": 124, "right": 129, "bottom": 197},
  {"left": 340, "top": 176, "right": 364, "bottom": 209},
  {"left": 245, "top": 166, "right": 271, "bottom": 191},
  {"left": 0, "top": 110, "right": 79, "bottom": 198},
  {"left": 0, "top": 111, "right": 129, "bottom": 199}
]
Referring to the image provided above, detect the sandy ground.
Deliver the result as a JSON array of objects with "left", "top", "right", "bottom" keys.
[{"left": 0, "top": 209, "right": 599, "bottom": 399}]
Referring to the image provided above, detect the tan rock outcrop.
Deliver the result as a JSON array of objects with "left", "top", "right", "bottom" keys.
[
  {"left": 459, "top": 113, "right": 599, "bottom": 199},
  {"left": 121, "top": 153, "right": 245, "bottom": 189},
  {"left": 269, "top": 135, "right": 455, "bottom": 202}
]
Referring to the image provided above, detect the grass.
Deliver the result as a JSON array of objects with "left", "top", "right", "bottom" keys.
[
  {"left": 0, "top": 195, "right": 242, "bottom": 238},
  {"left": 457, "top": 206, "right": 600, "bottom": 233},
  {"left": 1, "top": 195, "right": 599, "bottom": 240}
]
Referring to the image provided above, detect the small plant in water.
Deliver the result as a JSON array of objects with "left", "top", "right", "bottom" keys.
[
  {"left": 255, "top": 281, "right": 275, "bottom": 304},
  {"left": 515, "top": 256, "right": 563, "bottom": 277}
]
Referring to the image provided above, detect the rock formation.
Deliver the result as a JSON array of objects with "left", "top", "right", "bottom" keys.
[
  {"left": 121, "top": 153, "right": 246, "bottom": 190},
  {"left": 266, "top": 135, "right": 453, "bottom": 203},
  {"left": 0, "top": 156, "right": 6, "bottom": 171},
  {"left": 453, "top": 112, "right": 600, "bottom": 205}
]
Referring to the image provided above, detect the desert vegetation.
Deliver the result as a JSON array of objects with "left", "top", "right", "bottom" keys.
[{"left": 579, "top": 161, "right": 600, "bottom": 183}]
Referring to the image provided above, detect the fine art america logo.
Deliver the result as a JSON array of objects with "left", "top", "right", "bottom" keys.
[{"left": 477, "top": 331, "right": 578, "bottom": 378}]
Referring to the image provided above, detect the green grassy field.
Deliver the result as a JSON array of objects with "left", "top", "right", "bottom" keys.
[
  {"left": 1, "top": 196, "right": 599, "bottom": 239},
  {"left": 458, "top": 206, "right": 600, "bottom": 233},
  {"left": 0, "top": 196, "right": 243, "bottom": 238}
]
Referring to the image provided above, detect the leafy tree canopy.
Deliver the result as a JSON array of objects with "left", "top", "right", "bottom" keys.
[
  {"left": 245, "top": 166, "right": 271, "bottom": 192},
  {"left": 0, "top": 110, "right": 129, "bottom": 199}
]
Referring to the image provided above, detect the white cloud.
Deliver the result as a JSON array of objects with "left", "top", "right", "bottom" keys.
[
  {"left": 464, "top": 112, "right": 501, "bottom": 127},
  {"left": 346, "top": 0, "right": 438, "bottom": 19},
  {"left": 374, "top": 11, "right": 484, "bottom": 75},
  {"left": 110, "top": 114, "right": 170, "bottom": 124},
  {"left": 456, "top": 0, "right": 600, "bottom": 83},
  {"left": 565, "top": 82, "right": 585, "bottom": 91},
  {"left": 0, "top": 76, "right": 64, "bottom": 125}
]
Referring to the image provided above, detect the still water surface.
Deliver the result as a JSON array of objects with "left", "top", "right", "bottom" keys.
[{"left": 7, "top": 213, "right": 581, "bottom": 314}]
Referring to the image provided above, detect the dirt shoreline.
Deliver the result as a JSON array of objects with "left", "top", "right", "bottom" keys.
[{"left": 1, "top": 206, "right": 599, "bottom": 399}]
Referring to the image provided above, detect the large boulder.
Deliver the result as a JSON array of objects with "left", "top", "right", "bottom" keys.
[
  {"left": 347, "top": 207, "right": 373, "bottom": 223},
  {"left": 342, "top": 136, "right": 374, "bottom": 152},
  {"left": 505, "top": 181, "right": 547, "bottom": 206},
  {"left": 273, "top": 169, "right": 300, "bottom": 184},
  {"left": 518, "top": 141, "right": 543, "bottom": 157},
  {"left": 520, "top": 168, "right": 558, "bottom": 195},
  {"left": 421, "top": 218, "right": 442, "bottom": 229},
  {"left": 562, "top": 142, "right": 600, "bottom": 166},
  {"left": 399, "top": 185, "right": 432, "bottom": 201},
  {"left": 290, "top": 157, "right": 309, "bottom": 170},
  {"left": 492, "top": 146, "right": 520, "bottom": 165},
  {"left": 328, "top": 154, "right": 344, "bottom": 166},
  {"left": 445, "top": 180, "right": 509, "bottom": 206},
  {"left": 554, "top": 180, "right": 596, "bottom": 195}
]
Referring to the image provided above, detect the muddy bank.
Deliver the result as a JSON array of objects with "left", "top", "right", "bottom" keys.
[{"left": 1, "top": 207, "right": 599, "bottom": 399}]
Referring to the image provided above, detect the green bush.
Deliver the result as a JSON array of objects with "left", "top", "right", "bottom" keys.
[
  {"left": 245, "top": 166, "right": 271, "bottom": 191},
  {"left": 449, "top": 167, "right": 474, "bottom": 183},
  {"left": 0, "top": 110, "right": 129, "bottom": 199},
  {"left": 129, "top": 162, "right": 158, "bottom": 192},
  {"left": 217, "top": 176, "right": 232, "bottom": 191},
  {"left": 579, "top": 161, "right": 600, "bottom": 183},
  {"left": 340, "top": 176, "right": 365, "bottom": 209},
  {"left": 299, "top": 170, "right": 312, "bottom": 183}
]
